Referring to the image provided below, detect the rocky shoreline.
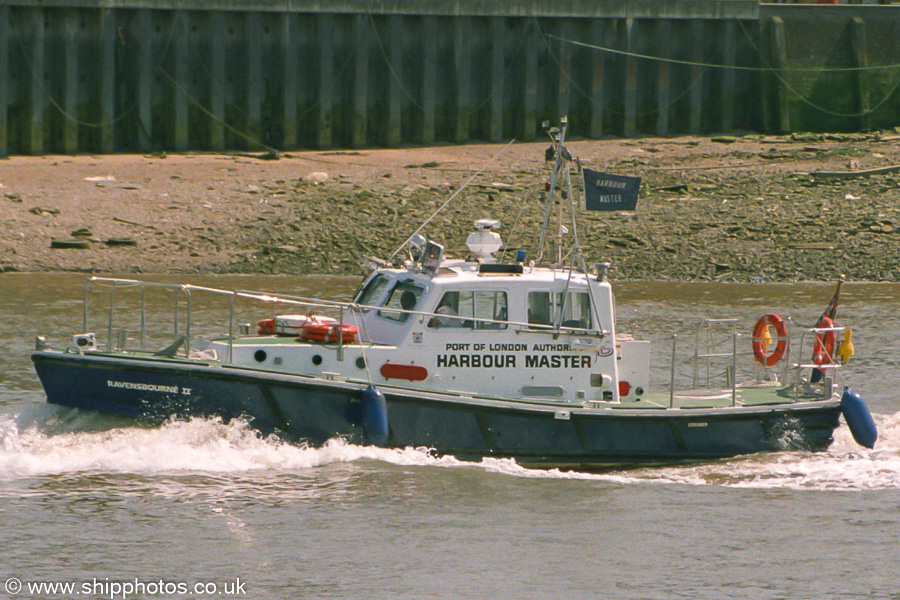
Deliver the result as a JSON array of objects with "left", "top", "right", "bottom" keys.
[{"left": 2, "top": 134, "right": 900, "bottom": 282}]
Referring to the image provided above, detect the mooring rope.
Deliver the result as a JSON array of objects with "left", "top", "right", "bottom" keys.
[{"left": 549, "top": 32, "right": 900, "bottom": 73}]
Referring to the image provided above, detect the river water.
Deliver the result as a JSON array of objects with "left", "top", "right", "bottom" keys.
[{"left": 1, "top": 274, "right": 899, "bottom": 599}]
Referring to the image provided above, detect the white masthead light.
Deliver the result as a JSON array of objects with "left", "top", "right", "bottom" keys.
[{"left": 466, "top": 219, "right": 502, "bottom": 262}]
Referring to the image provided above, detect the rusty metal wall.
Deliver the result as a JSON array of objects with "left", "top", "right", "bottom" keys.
[{"left": 0, "top": 1, "right": 896, "bottom": 155}]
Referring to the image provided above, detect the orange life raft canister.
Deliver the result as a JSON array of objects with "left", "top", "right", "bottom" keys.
[{"left": 300, "top": 322, "right": 358, "bottom": 344}]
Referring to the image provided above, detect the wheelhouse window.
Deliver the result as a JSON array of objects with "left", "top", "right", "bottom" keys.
[
  {"left": 354, "top": 274, "right": 391, "bottom": 309},
  {"left": 428, "top": 290, "right": 508, "bottom": 330},
  {"left": 377, "top": 280, "right": 425, "bottom": 323},
  {"left": 527, "top": 291, "right": 593, "bottom": 329}
]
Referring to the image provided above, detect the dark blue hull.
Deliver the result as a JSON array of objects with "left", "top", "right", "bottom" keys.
[{"left": 32, "top": 351, "right": 843, "bottom": 469}]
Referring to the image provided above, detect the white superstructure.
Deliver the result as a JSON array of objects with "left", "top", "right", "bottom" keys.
[{"left": 209, "top": 232, "right": 649, "bottom": 404}]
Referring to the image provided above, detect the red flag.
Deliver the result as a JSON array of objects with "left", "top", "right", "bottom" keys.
[{"left": 818, "top": 279, "right": 842, "bottom": 322}]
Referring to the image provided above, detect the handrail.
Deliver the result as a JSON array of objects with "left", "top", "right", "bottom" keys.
[
  {"left": 140, "top": 285, "right": 146, "bottom": 350},
  {"left": 669, "top": 333, "right": 677, "bottom": 408},
  {"left": 693, "top": 318, "right": 740, "bottom": 388},
  {"left": 83, "top": 277, "right": 606, "bottom": 363},
  {"left": 795, "top": 325, "right": 845, "bottom": 367},
  {"left": 794, "top": 325, "right": 845, "bottom": 370},
  {"left": 107, "top": 280, "right": 116, "bottom": 352},
  {"left": 683, "top": 317, "right": 844, "bottom": 400},
  {"left": 87, "top": 277, "right": 191, "bottom": 350},
  {"left": 177, "top": 286, "right": 192, "bottom": 355},
  {"left": 731, "top": 332, "right": 738, "bottom": 407}
]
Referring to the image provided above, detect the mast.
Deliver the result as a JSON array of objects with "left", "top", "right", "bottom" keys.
[
  {"left": 536, "top": 117, "right": 568, "bottom": 265},
  {"left": 536, "top": 116, "right": 585, "bottom": 270},
  {"left": 534, "top": 117, "right": 606, "bottom": 338}
]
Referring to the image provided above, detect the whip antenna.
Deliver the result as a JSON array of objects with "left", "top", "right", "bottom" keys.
[{"left": 387, "top": 139, "right": 516, "bottom": 263}]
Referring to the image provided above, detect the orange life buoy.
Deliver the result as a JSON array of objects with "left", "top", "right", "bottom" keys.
[
  {"left": 752, "top": 313, "right": 787, "bottom": 367},
  {"left": 813, "top": 316, "right": 836, "bottom": 366}
]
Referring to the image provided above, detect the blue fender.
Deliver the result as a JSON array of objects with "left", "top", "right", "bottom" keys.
[
  {"left": 361, "top": 385, "right": 389, "bottom": 447},
  {"left": 840, "top": 389, "right": 877, "bottom": 449}
]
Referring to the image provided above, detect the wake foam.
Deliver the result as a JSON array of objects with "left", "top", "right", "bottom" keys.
[
  {"left": 2, "top": 407, "right": 899, "bottom": 490},
  {"left": 586, "top": 412, "right": 900, "bottom": 491},
  {"left": 0, "top": 411, "right": 451, "bottom": 479}
]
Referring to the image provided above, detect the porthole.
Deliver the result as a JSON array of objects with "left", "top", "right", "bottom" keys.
[
  {"left": 312, "top": 354, "right": 323, "bottom": 366},
  {"left": 355, "top": 357, "right": 366, "bottom": 369},
  {"left": 253, "top": 349, "right": 267, "bottom": 363}
]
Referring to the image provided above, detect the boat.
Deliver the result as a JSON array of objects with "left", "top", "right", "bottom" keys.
[{"left": 30, "top": 119, "right": 877, "bottom": 470}]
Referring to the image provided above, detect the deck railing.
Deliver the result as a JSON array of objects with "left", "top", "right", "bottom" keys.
[
  {"left": 83, "top": 277, "right": 368, "bottom": 362},
  {"left": 80, "top": 277, "right": 606, "bottom": 364},
  {"left": 681, "top": 317, "right": 847, "bottom": 404}
]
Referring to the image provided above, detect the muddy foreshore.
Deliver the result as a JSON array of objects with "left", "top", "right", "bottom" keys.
[{"left": 2, "top": 134, "right": 900, "bottom": 282}]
